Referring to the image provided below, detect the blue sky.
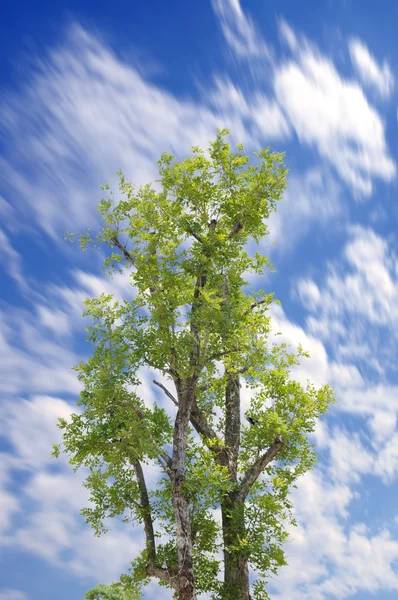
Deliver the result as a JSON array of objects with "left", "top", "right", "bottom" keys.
[{"left": 1, "top": 0, "right": 398, "bottom": 598}]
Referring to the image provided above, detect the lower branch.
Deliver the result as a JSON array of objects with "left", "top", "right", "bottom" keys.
[{"left": 133, "top": 459, "right": 178, "bottom": 589}]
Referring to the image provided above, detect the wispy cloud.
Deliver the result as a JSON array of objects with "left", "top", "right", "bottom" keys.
[
  {"left": 211, "top": 0, "right": 270, "bottom": 59},
  {"left": 274, "top": 45, "right": 395, "bottom": 196},
  {"left": 258, "top": 303, "right": 398, "bottom": 599},
  {"left": 0, "top": 229, "right": 26, "bottom": 291},
  {"left": 349, "top": 38, "right": 394, "bottom": 98},
  {"left": 0, "top": 591, "right": 29, "bottom": 600},
  {"left": 0, "top": 394, "right": 143, "bottom": 582},
  {"left": 0, "top": 26, "right": 284, "bottom": 240}
]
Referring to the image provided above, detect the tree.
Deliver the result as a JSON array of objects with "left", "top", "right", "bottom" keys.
[
  {"left": 84, "top": 583, "right": 139, "bottom": 600},
  {"left": 54, "top": 130, "right": 334, "bottom": 600}
]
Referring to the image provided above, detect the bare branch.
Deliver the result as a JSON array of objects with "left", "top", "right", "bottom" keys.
[
  {"left": 111, "top": 235, "right": 136, "bottom": 267},
  {"left": 153, "top": 380, "right": 178, "bottom": 406},
  {"left": 235, "top": 437, "right": 284, "bottom": 503},
  {"left": 245, "top": 298, "right": 269, "bottom": 314}
]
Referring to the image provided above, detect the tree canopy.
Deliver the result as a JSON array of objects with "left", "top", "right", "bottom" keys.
[{"left": 54, "top": 130, "right": 334, "bottom": 600}]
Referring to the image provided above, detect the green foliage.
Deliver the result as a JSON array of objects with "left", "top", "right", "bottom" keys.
[
  {"left": 56, "top": 130, "right": 335, "bottom": 599},
  {"left": 84, "top": 582, "right": 140, "bottom": 600}
]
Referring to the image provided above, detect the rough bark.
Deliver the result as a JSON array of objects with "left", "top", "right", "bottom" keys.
[
  {"left": 222, "top": 495, "right": 250, "bottom": 600},
  {"left": 225, "top": 373, "right": 241, "bottom": 479},
  {"left": 221, "top": 372, "right": 251, "bottom": 599},
  {"left": 133, "top": 459, "right": 179, "bottom": 588},
  {"left": 171, "top": 379, "right": 198, "bottom": 600}
]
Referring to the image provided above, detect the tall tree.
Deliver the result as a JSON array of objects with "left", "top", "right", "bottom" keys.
[{"left": 54, "top": 130, "right": 334, "bottom": 600}]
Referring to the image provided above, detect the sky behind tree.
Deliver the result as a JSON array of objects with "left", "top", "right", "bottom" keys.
[{"left": 1, "top": 1, "right": 398, "bottom": 599}]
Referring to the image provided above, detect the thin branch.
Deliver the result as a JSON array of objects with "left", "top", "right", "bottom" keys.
[
  {"left": 111, "top": 235, "right": 136, "bottom": 267},
  {"left": 185, "top": 226, "right": 205, "bottom": 244},
  {"left": 153, "top": 380, "right": 229, "bottom": 467},
  {"left": 204, "top": 347, "right": 240, "bottom": 365},
  {"left": 245, "top": 298, "right": 269, "bottom": 314},
  {"left": 153, "top": 380, "right": 178, "bottom": 406},
  {"left": 235, "top": 437, "right": 284, "bottom": 503}
]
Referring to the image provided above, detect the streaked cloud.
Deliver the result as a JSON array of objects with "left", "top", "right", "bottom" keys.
[
  {"left": 211, "top": 0, "right": 270, "bottom": 59},
  {"left": 349, "top": 38, "right": 394, "bottom": 98}
]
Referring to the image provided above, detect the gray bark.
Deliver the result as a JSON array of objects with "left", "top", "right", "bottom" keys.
[
  {"left": 171, "top": 379, "right": 197, "bottom": 600},
  {"left": 221, "top": 372, "right": 251, "bottom": 599},
  {"left": 222, "top": 495, "right": 250, "bottom": 600}
]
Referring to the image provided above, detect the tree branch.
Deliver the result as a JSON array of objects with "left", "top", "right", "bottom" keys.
[
  {"left": 245, "top": 298, "right": 269, "bottom": 314},
  {"left": 153, "top": 380, "right": 229, "bottom": 467},
  {"left": 190, "top": 399, "right": 229, "bottom": 466},
  {"left": 133, "top": 459, "right": 156, "bottom": 563},
  {"left": 133, "top": 458, "right": 179, "bottom": 586},
  {"left": 185, "top": 226, "right": 205, "bottom": 244},
  {"left": 204, "top": 347, "right": 240, "bottom": 365},
  {"left": 111, "top": 235, "right": 136, "bottom": 267},
  {"left": 235, "top": 437, "right": 284, "bottom": 503},
  {"left": 228, "top": 220, "right": 245, "bottom": 239},
  {"left": 153, "top": 380, "right": 178, "bottom": 406},
  {"left": 116, "top": 401, "right": 172, "bottom": 473}
]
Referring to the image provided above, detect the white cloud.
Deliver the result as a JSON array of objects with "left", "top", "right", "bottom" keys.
[
  {"left": 0, "top": 229, "right": 26, "bottom": 290},
  {"left": 278, "top": 18, "right": 299, "bottom": 52},
  {"left": 211, "top": 0, "right": 270, "bottom": 59},
  {"left": 270, "top": 303, "right": 330, "bottom": 388},
  {"left": 295, "top": 279, "right": 322, "bottom": 311},
  {"left": 274, "top": 49, "right": 396, "bottom": 196},
  {"left": 0, "top": 459, "right": 20, "bottom": 536},
  {"left": 269, "top": 166, "right": 343, "bottom": 252},
  {"left": 208, "top": 77, "right": 290, "bottom": 138},
  {"left": 36, "top": 305, "right": 71, "bottom": 336},
  {"left": 0, "top": 395, "right": 75, "bottom": 469},
  {"left": 349, "top": 38, "right": 394, "bottom": 98},
  {"left": 298, "top": 226, "right": 398, "bottom": 333},
  {"left": 0, "top": 25, "right": 283, "bottom": 240},
  {"left": 327, "top": 428, "right": 374, "bottom": 483},
  {"left": 270, "top": 468, "right": 398, "bottom": 600},
  {"left": 0, "top": 394, "right": 143, "bottom": 582},
  {"left": 0, "top": 591, "right": 28, "bottom": 600},
  {"left": 0, "top": 310, "right": 80, "bottom": 396}
]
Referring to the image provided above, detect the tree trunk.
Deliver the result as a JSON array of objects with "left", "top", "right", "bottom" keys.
[
  {"left": 172, "top": 379, "right": 197, "bottom": 600},
  {"left": 173, "top": 488, "right": 196, "bottom": 600},
  {"left": 221, "top": 495, "right": 250, "bottom": 600},
  {"left": 221, "top": 373, "right": 251, "bottom": 599}
]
